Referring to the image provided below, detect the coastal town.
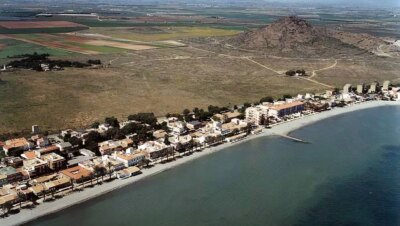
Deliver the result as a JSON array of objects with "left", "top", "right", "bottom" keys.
[{"left": 0, "top": 79, "right": 400, "bottom": 222}]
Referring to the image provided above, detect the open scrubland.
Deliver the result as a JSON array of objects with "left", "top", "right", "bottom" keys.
[{"left": 0, "top": 6, "right": 399, "bottom": 134}]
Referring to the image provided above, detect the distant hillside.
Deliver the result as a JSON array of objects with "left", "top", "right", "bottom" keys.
[{"left": 227, "top": 16, "right": 369, "bottom": 57}]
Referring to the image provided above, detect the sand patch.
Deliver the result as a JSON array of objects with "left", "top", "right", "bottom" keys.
[{"left": 86, "top": 40, "right": 157, "bottom": 51}]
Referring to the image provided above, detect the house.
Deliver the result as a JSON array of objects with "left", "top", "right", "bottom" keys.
[
  {"left": 268, "top": 101, "right": 305, "bottom": 118},
  {"left": 343, "top": 84, "right": 352, "bottom": 94},
  {"left": 186, "top": 121, "right": 202, "bottom": 130},
  {"left": 60, "top": 165, "right": 92, "bottom": 183},
  {"left": 98, "top": 140, "right": 123, "bottom": 156},
  {"left": 356, "top": 84, "right": 365, "bottom": 94},
  {"left": 41, "top": 153, "right": 66, "bottom": 171},
  {"left": 117, "top": 166, "right": 141, "bottom": 179},
  {"left": 119, "top": 138, "right": 134, "bottom": 148},
  {"left": 23, "top": 158, "right": 48, "bottom": 177},
  {"left": 112, "top": 149, "right": 146, "bottom": 167},
  {"left": 0, "top": 188, "right": 17, "bottom": 206},
  {"left": 56, "top": 142, "right": 73, "bottom": 153},
  {"left": 0, "top": 166, "right": 23, "bottom": 184},
  {"left": 44, "top": 176, "right": 70, "bottom": 191},
  {"left": 225, "top": 133, "right": 247, "bottom": 142},
  {"left": 92, "top": 156, "right": 125, "bottom": 172},
  {"left": 222, "top": 111, "right": 242, "bottom": 122},
  {"left": 167, "top": 120, "right": 187, "bottom": 135},
  {"left": 3, "top": 138, "right": 31, "bottom": 156},
  {"left": 168, "top": 135, "right": 193, "bottom": 152},
  {"left": 67, "top": 155, "right": 95, "bottom": 167},
  {"left": 36, "top": 137, "right": 50, "bottom": 148},
  {"left": 4, "top": 157, "right": 23, "bottom": 168},
  {"left": 0, "top": 174, "right": 7, "bottom": 186},
  {"left": 368, "top": 82, "right": 378, "bottom": 93},
  {"left": 382, "top": 80, "right": 391, "bottom": 92},
  {"left": 35, "top": 145, "right": 60, "bottom": 157},
  {"left": 138, "top": 141, "right": 173, "bottom": 160},
  {"left": 79, "top": 148, "right": 96, "bottom": 157},
  {"left": 21, "top": 151, "right": 38, "bottom": 160},
  {"left": 153, "top": 129, "right": 168, "bottom": 139}
]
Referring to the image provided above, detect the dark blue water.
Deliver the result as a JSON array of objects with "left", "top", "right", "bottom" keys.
[{"left": 24, "top": 106, "right": 400, "bottom": 226}]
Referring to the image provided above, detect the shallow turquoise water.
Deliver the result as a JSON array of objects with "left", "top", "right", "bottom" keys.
[{"left": 24, "top": 106, "right": 400, "bottom": 226}]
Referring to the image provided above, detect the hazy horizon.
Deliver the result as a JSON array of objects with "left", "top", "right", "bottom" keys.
[{"left": 7, "top": 0, "right": 400, "bottom": 8}]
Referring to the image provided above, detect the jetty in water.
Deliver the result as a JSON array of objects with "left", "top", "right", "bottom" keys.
[{"left": 275, "top": 134, "right": 310, "bottom": 143}]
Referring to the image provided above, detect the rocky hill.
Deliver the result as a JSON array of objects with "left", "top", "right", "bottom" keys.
[{"left": 227, "top": 16, "right": 371, "bottom": 57}]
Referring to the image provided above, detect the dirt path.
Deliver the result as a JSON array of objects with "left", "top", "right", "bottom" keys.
[
  {"left": 244, "top": 57, "right": 285, "bottom": 74},
  {"left": 310, "top": 59, "right": 338, "bottom": 78}
]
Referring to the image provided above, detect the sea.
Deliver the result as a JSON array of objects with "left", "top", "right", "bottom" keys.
[{"left": 24, "top": 106, "right": 400, "bottom": 226}]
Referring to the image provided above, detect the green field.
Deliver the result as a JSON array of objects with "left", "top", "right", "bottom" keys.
[{"left": 0, "top": 39, "right": 73, "bottom": 59}]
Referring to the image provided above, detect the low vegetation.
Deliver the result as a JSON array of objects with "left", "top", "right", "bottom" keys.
[{"left": 6, "top": 53, "right": 101, "bottom": 71}]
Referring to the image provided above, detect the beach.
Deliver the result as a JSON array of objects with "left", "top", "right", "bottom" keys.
[{"left": 2, "top": 100, "right": 400, "bottom": 226}]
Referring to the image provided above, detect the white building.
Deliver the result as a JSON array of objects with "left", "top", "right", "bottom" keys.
[
  {"left": 112, "top": 148, "right": 146, "bottom": 167},
  {"left": 245, "top": 105, "right": 269, "bottom": 125}
]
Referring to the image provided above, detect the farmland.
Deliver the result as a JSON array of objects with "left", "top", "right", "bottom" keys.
[{"left": 0, "top": 21, "right": 88, "bottom": 34}]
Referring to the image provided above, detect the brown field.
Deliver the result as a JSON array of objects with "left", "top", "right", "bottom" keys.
[
  {"left": 86, "top": 40, "right": 157, "bottom": 51},
  {"left": 0, "top": 21, "right": 86, "bottom": 29}
]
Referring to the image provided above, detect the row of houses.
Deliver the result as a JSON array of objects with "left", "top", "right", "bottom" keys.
[{"left": 1, "top": 79, "right": 399, "bottom": 213}]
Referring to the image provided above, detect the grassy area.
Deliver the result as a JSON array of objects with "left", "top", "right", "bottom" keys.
[
  {"left": 83, "top": 26, "right": 242, "bottom": 42},
  {"left": 0, "top": 39, "right": 74, "bottom": 59}
]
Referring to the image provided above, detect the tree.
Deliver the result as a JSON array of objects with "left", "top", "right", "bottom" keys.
[
  {"left": 282, "top": 94, "right": 292, "bottom": 99},
  {"left": 17, "top": 191, "right": 25, "bottom": 209},
  {"left": 80, "top": 176, "right": 85, "bottom": 190},
  {"left": 127, "top": 113, "right": 157, "bottom": 127},
  {"left": 107, "top": 162, "right": 114, "bottom": 180},
  {"left": 182, "top": 109, "right": 190, "bottom": 115},
  {"left": 69, "top": 136, "right": 82, "bottom": 147},
  {"left": 285, "top": 70, "right": 296, "bottom": 76},
  {"left": 91, "top": 121, "right": 100, "bottom": 129},
  {"left": 94, "top": 166, "right": 102, "bottom": 184},
  {"left": 63, "top": 133, "right": 71, "bottom": 142},
  {"left": 89, "top": 172, "right": 95, "bottom": 186},
  {"left": 2, "top": 202, "right": 12, "bottom": 217},
  {"left": 105, "top": 117, "right": 119, "bottom": 128},
  {"left": 164, "top": 135, "right": 171, "bottom": 145},
  {"left": 260, "top": 96, "right": 274, "bottom": 103}
]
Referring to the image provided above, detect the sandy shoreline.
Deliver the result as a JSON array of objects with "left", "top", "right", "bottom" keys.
[{"left": 2, "top": 100, "right": 400, "bottom": 226}]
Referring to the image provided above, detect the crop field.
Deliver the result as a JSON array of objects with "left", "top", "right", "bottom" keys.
[
  {"left": 0, "top": 38, "right": 73, "bottom": 61},
  {"left": 81, "top": 26, "right": 242, "bottom": 42},
  {"left": 0, "top": 21, "right": 86, "bottom": 29},
  {"left": 0, "top": 21, "right": 89, "bottom": 34}
]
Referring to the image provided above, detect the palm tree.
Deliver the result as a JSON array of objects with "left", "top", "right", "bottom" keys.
[
  {"left": 17, "top": 191, "right": 25, "bottom": 209},
  {"left": 3, "top": 202, "right": 12, "bottom": 217},
  {"left": 89, "top": 172, "right": 94, "bottom": 186},
  {"left": 93, "top": 166, "right": 101, "bottom": 184},
  {"left": 100, "top": 167, "right": 106, "bottom": 182},
  {"left": 42, "top": 186, "right": 47, "bottom": 202},
  {"left": 80, "top": 175, "right": 85, "bottom": 190},
  {"left": 50, "top": 188, "right": 55, "bottom": 199},
  {"left": 106, "top": 162, "right": 113, "bottom": 180},
  {"left": 70, "top": 179, "right": 75, "bottom": 192}
]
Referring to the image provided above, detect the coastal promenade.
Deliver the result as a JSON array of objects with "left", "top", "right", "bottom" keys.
[{"left": 2, "top": 100, "right": 399, "bottom": 226}]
